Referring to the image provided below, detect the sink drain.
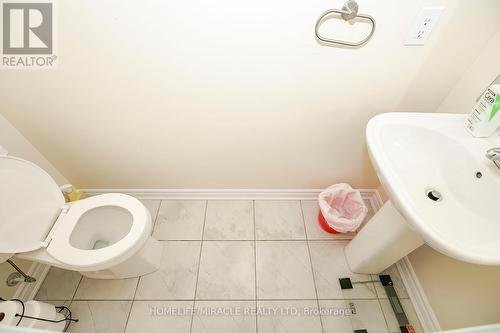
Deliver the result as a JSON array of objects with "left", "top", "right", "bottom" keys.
[{"left": 426, "top": 189, "right": 443, "bottom": 202}]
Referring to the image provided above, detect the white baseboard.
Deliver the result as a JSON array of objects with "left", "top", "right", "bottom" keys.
[
  {"left": 397, "top": 256, "right": 441, "bottom": 332},
  {"left": 13, "top": 262, "right": 50, "bottom": 301},
  {"left": 80, "top": 188, "right": 380, "bottom": 201}
]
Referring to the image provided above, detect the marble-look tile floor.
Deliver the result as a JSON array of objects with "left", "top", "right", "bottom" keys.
[{"left": 35, "top": 199, "right": 423, "bottom": 333}]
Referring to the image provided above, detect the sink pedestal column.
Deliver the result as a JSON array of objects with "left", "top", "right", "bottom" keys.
[{"left": 345, "top": 201, "right": 424, "bottom": 274}]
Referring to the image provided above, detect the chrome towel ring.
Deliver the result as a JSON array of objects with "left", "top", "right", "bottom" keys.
[{"left": 315, "top": 0, "right": 375, "bottom": 47}]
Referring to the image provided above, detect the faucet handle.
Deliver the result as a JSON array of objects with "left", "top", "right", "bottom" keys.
[
  {"left": 486, "top": 148, "right": 500, "bottom": 160},
  {"left": 486, "top": 148, "right": 500, "bottom": 169}
]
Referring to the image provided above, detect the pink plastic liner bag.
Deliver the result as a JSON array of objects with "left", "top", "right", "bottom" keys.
[{"left": 318, "top": 183, "right": 368, "bottom": 233}]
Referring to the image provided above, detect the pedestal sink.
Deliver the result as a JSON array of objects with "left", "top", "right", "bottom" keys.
[{"left": 345, "top": 112, "right": 500, "bottom": 274}]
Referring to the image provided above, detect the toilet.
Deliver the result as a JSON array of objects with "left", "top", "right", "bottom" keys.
[{"left": 0, "top": 154, "right": 162, "bottom": 279}]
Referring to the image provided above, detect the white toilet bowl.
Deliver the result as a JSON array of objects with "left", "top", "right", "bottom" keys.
[{"left": 0, "top": 154, "right": 162, "bottom": 279}]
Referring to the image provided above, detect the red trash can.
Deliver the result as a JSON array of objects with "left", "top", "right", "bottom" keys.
[
  {"left": 318, "top": 211, "right": 339, "bottom": 234},
  {"left": 317, "top": 183, "right": 368, "bottom": 234}
]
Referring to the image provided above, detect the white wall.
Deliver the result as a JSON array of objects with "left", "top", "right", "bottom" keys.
[
  {"left": 409, "top": 245, "right": 500, "bottom": 330},
  {"left": 437, "top": 30, "right": 500, "bottom": 115},
  {"left": 1, "top": 0, "right": 500, "bottom": 189},
  {"left": 408, "top": 30, "right": 500, "bottom": 330},
  {"left": 1, "top": 0, "right": 500, "bottom": 325},
  {"left": 0, "top": 114, "right": 68, "bottom": 185}
]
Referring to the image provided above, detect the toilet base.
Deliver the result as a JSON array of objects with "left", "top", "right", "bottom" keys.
[{"left": 82, "top": 236, "right": 162, "bottom": 279}]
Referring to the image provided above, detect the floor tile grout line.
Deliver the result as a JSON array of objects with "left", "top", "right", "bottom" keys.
[
  {"left": 253, "top": 200, "right": 258, "bottom": 333},
  {"left": 189, "top": 200, "right": 208, "bottom": 333},
  {"left": 376, "top": 295, "right": 393, "bottom": 333},
  {"left": 154, "top": 200, "right": 162, "bottom": 220},
  {"left": 151, "top": 239, "right": 355, "bottom": 242},
  {"left": 69, "top": 275, "right": 83, "bottom": 306},
  {"left": 63, "top": 275, "right": 83, "bottom": 332},
  {"left": 123, "top": 276, "right": 142, "bottom": 333},
  {"left": 151, "top": 199, "right": 165, "bottom": 236},
  {"left": 64, "top": 297, "right": 392, "bottom": 302},
  {"left": 299, "top": 201, "right": 325, "bottom": 333},
  {"left": 299, "top": 201, "right": 311, "bottom": 243},
  {"left": 85, "top": 302, "right": 99, "bottom": 333},
  {"left": 151, "top": 199, "right": 162, "bottom": 231}
]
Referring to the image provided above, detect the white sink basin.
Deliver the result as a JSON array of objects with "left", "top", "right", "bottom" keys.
[{"left": 367, "top": 112, "right": 500, "bottom": 265}]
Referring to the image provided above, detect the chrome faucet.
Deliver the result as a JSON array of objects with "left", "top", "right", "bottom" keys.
[{"left": 486, "top": 148, "right": 500, "bottom": 169}]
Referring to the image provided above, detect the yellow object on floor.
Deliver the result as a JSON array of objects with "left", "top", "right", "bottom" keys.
[{"left": 60, "top": 184, "right": 83, "bottom": 202}]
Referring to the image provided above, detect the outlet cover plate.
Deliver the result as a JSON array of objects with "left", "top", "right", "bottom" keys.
[{"left": 405, "top": 7, "right": 444, "bottom": 46}]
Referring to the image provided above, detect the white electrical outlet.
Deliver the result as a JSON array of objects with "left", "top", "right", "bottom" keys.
[{"left": 405, "top": 7, "right": 444, "bottom": 46}]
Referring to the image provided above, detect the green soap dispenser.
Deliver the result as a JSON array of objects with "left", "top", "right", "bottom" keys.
[{"left": 465, "top": 74, "right": 500, "bottom": 137}]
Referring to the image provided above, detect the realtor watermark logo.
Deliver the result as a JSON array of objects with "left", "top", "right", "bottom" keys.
[{"left": 1, "top": 0, "right": 57, "bottom": 68}]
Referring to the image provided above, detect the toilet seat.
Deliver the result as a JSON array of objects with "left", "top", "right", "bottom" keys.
[
  {"left": 1, "top": 154, "right": 160, "bottom": 277},
  {"left": 0, "top": 155, "right": 65, "bottom": 254},
  {"left": 46, "top": 193, "right": 152, "bottom": 271}
]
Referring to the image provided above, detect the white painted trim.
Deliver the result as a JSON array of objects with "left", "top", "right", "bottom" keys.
[
  {"left": 80, "top": 188, "right": 380, "bottom": 200},
  {"left": 435, "top": 324, "right": 500, "bottom": 333},
  {"left": 368, "top": 189, "right": 384, "bottom": 211},
  {"left": 13, "top": 262, "right": 50, "bottom": 301},
  {"left": 397, "top": 256, "right": 441, "bottom": 333}
]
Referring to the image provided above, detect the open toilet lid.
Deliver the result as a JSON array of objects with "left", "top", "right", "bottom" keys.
[{"left": 0, "top": 155, "right": 65, "bottom": 253}]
